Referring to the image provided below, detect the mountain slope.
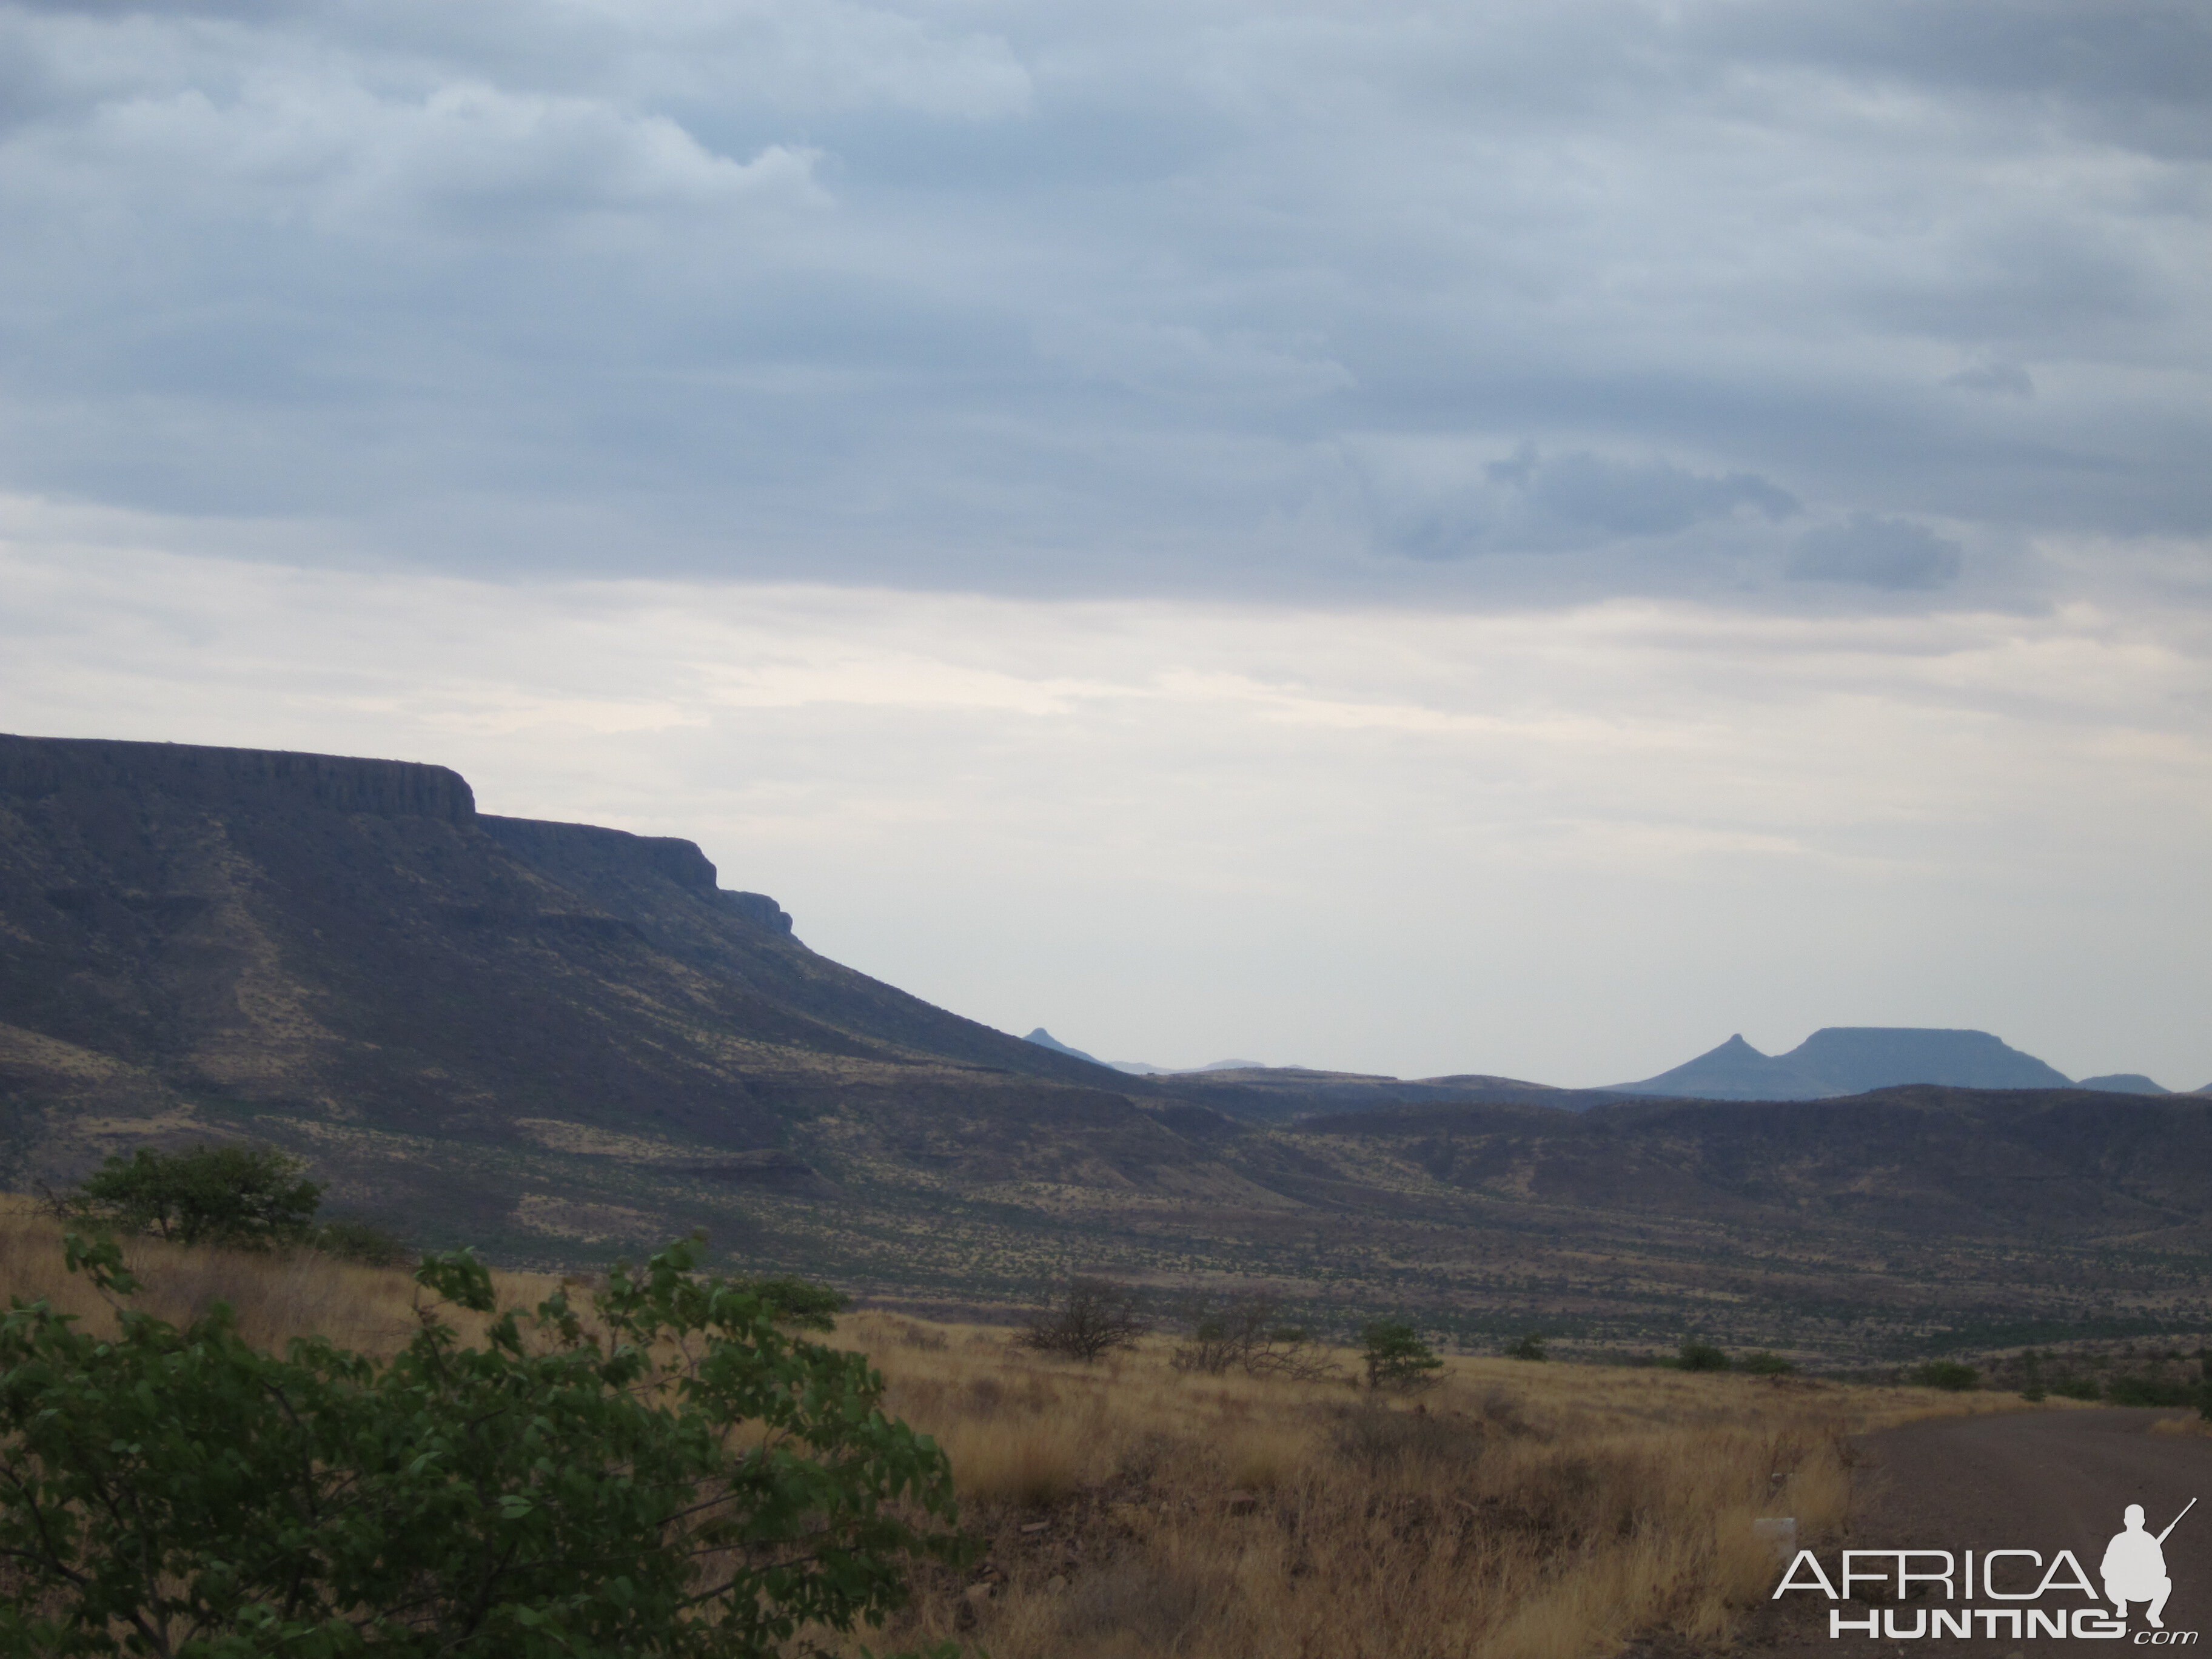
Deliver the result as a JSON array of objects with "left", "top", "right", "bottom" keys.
[{"left": 0, "top": 735, "right": 1161, "bottom": 1216}]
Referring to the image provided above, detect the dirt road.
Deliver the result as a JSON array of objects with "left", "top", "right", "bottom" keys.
[{"left": 1738, "top": 1409, "right": 2210, "bottom": 1655}]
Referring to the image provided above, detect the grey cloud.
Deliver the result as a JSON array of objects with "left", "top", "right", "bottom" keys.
[
  {"left": 0, "top": 0, "right": 2202, "bottom": 608},
  {"left": 1787, "top": 515, "right": 1963, "bottom": 591},
  {"left": 1945, "top": 363, "right": 2034, "bottom": 399}
]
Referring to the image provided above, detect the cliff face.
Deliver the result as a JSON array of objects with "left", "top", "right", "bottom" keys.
[{"left": 0, "top": 734, "right": 1151, "bottom": 1235}]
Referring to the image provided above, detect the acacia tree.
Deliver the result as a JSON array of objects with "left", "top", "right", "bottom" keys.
[
  {"left": 65, "top": 1144, "right": 324, "bottom": 1248},
  {"left": 1016, "top": 1276, "right": 1148, "bottom": 1362},
  {"left": 0, "top": 1232, "right": 964, "bottom": 1657}
]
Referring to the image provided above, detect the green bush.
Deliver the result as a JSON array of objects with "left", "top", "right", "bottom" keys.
[
  {"left": 66, "top": 1144, "right": 324, "bottom": 1250},
  {"left": 1359, "top": 1319, "right": 1444, "bottom": 1391},
  {"left": 2106, "top": 1375, "right": 2199, "bottom": 1408},
  {"left": 1911, "top": 1361, "right": 1981, "bottom": 1392},
  {"left": 2052, "top": 1376, "right": 2103, "bottom": 1401},
  {"left": 1504, "top": 1332, "right": 1548, "bottom": 1362},
  {"left": 1676, "top": 1339, "right": 1731, "bottom": 1372},
  {"left": 0, "top": 1232, "right": 963, "bottom": 1657},
  {"left": 1738, "top": 1350, "right": 1797, "bottom": 1376},
  {"left": 309, "top": 1216, "right": 414, "bottom": 1267}
]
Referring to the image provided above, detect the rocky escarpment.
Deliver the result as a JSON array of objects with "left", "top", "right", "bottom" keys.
[{"left": 0, "top": 733, "right": 1156, "bottom": 1244}]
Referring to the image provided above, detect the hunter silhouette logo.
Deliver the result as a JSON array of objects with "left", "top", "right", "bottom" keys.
[
  {"left": 2106, "top": 1501, "right": 2192, "bottom": 1630},
  {"left": 1776, "top": 1496, "right": 2200, "bottom": 1642}
]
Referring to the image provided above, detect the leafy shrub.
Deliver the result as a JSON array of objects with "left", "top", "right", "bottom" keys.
[
  {"left": 744, "top": 1273, "right": 851, "bottom": 1332},
  {"left": 0, "top": 1232, "right": 964, "bottom": 1657},
  {"left": 1676, "top": 1339, "right": 1731, "bottom": 1372},
  {"left": 1738, "top": 1350, "right": 1796, "bottom": 1376},
  {"left": 1505, "top": 1332, "right": 1548, "bottom": 1362},
  {"left": 65, "top": 1144, "right": 323, "bottom": 1249},
  {"left": 1911, "top": 1361, "right": 1981, "bottom": 1392},
  {"left": 1359, "top": 1319, "right": 1443, "bottom": 1391},
  {"left": 1017, "top": 1276, "right": 1149, "bottom": 1362},
  {"left": 309, "top": 1216, "right": 414, "bottom": 1267},
  {"left": 2052, "top": 1376, "right": 2103, "bottom": 1401}
]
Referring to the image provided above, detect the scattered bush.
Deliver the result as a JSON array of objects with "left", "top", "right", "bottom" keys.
[
  {"left": 2106, "top": 1375, "right": 2199, "bottom": 1408},
  {"left": 1676, "top": 1339, "right": 1731, "bottom": 1373},
  {"left": 1017, "top": 1276, "right": 1149, "bottom": 1362},
  {"left": 1359, "top": 1319, "right": 1443, "bottom": 1391},
  {"left": 2053, "top": 1376, "right": 2103, "bottom": 1401},
  {"left": 64, "top": 1144, "right": 323, "bottom": 1250},
  {"left": 1505, "top": 1332, "right": 1548, "bottom": 1362},
  {"left": 1911, "top": 1360, "right": 1981, "bottom": 1392},
  {"left": 744, "top": 1273, "right": 851, "bottom": 1331},
  {"left": 309, "top": 1215, "right": 414, "bottom": 1267},
  {"left": 1738, "top": 1351, "right": 1797, "bottom": 1376},
  {"left": 0, "top": 1230, "right": 964, "bottom": 1657},
  {"left": 1170, "top": 1293, "right": 1336, "bottom": 1380}
]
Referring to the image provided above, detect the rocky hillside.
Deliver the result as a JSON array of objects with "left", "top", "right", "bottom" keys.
[{"left": 0, "top": 734, "right": 1170, "bottom": 1235}]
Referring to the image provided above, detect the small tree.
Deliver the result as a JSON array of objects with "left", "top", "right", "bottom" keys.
[
  {"left": 1017, "top": 1276, "right": 1148, "bottom": 1362},
  {"left": 1505, "top": 1332, "right": 1548, "bottom": 1362},
  {"left": 65, "top": 1144, "right": 324, "bottom": 1249},
  {"left": 1676, "top": 1339, "right": 1731, "bottom": 1372},
  {"left": 1738, "top": 1351, "right": 1796, "bottom": 1376},
  {"left": 0, "top": 1231, "right": 963, "bottom": 1657},
  {"left": 1359, "top": 1319, "right": 1443, "bottom": 1391}
]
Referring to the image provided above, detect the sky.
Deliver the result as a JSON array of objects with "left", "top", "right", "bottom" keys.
[{"left": 1, "top": 0, "right": 2208, "bottom": 1088}]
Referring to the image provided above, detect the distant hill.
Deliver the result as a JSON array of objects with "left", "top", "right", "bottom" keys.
[
  {"left": 2076, "top": 1073, "right": 2170, "bottom": 1095},
  {"left": 1604, "top": 1027, "right": 2076, "bottom": 1099}
]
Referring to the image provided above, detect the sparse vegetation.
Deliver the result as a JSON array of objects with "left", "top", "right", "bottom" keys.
[
  {"left": 0, "top": 1198, "right": 2049, "bottom": 1659},
  {"left": 1505, "top": 1332, "right": 1549, "bottom": 1361},
  {"left": 1738, "top": 1351, "right": 1796, "bottom": 1376}
]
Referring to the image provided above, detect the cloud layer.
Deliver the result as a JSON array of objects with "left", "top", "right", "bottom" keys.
[{"left": 0, "top": 0, "right": 2205, "bottom": 603}]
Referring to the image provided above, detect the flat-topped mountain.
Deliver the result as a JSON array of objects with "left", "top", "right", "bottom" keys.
[
  {"left": 1604, "top": 1026, "right": 2075, "bottom": 1100},
  {"left": 0, "top": 734, "right": 1175, "bottom": 1234}
]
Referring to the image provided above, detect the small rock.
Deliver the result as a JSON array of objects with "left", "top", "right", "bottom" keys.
[
  {"left": 964, "top": 1583, "right": 995, "bottom": 1606},
  {"left": 1019, "top": 1520, "right": 1050, "bottom": 1533},
  {"left": 1047, "top": 1575, "right": 1068, "bottom": 1594},
  {"left": 1224, "top": 1489, "right": 1259, "bottom": 1515}
]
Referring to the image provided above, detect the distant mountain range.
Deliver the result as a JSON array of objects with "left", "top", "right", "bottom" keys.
[
  {"left": 1027, "top": 1026, "right": 2195, "bottom": 1101},
  {"left": 1021, "top": 1029, "right": 1264, "bottom": 1077}
]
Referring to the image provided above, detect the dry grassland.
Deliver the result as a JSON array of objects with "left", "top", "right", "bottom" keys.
[{"left": 0, "top": 1199, "right": 2031, "bottom": 1659}]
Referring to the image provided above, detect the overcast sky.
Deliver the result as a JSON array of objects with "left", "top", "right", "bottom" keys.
[{"left": 2, "top": 0, "right": 2208, "bottom": 1087}]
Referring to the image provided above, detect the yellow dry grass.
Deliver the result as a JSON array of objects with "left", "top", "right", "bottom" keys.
[
  {"left": 823, "top": 1310, "right": 2029, "bottom": 1659},
  {"left": 2149, "top": 1415, "right": 2212, "bottom": 1439},
  {"left": 0, "top": 1198, "right": 2033, "bottom": 1659}
]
